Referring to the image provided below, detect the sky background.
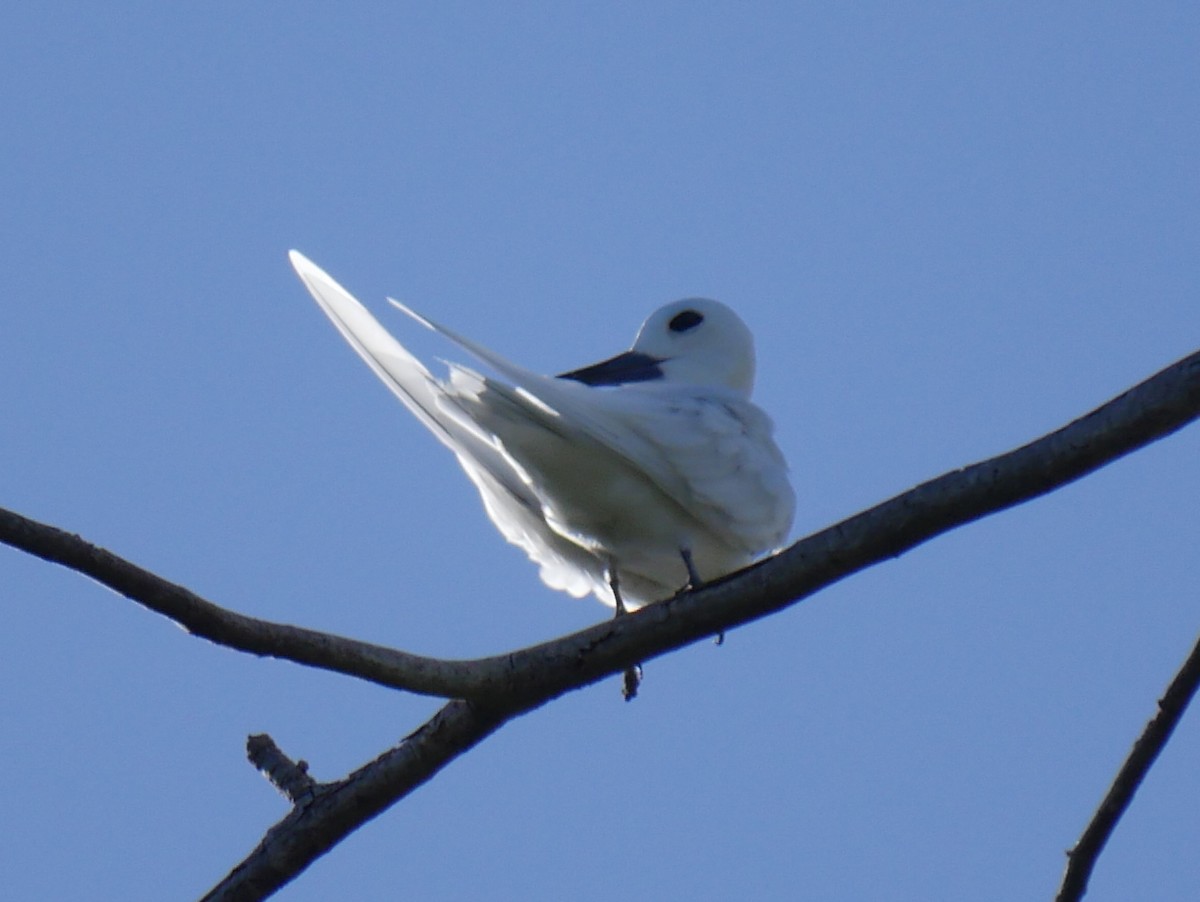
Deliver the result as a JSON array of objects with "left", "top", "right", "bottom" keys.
[{"left": 2, "top": 4, "right": 1198, "bottom": 900}]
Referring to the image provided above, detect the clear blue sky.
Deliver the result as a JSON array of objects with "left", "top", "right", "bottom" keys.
[{"left": 2, "top": 5, "right": 1198, "bottom": 900}]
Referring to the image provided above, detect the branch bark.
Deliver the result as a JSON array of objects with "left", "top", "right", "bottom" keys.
[
  {"left": 6, "top": 348, "right": 1200, "bottom": 705},
  {"left": 204, "top": 700, "right": 508, "bottom": 902},
  {"left": 3, "top": 347, "right": 1200, "bottom": 900},
  {"left": 1056, "top": 629, "right": 1200, "bottom": 902},
  {"left": 0, "top": 509, "right": 480, "bottom": 697}
]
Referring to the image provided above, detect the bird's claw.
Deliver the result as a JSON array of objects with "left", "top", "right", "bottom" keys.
[{"left": 622, "top": 664, "right": 643, "bottom": 701}]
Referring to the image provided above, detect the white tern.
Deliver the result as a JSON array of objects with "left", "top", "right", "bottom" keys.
[{"left": 289, "top": 251, "right": 794, "bottom": 611}]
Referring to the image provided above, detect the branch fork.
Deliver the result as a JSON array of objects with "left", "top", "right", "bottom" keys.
[{"left": 4, "top": 348, "right": 1200, "bottom": 901}]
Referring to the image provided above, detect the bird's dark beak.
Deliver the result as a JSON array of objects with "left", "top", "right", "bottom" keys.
[{"left": 557, "top": 351, "right": 665, "bottom": 387}]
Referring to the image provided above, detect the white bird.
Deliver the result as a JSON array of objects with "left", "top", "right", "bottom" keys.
[{"left": 289, "top": 251, "right": 794, "bottom": 612}]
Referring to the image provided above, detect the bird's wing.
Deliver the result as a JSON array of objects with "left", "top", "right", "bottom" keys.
[
  {"left": 388, "top": 299, "right": 795, "bottom": 552},
  {"left": 290, "top": 251, "right": 457, "bottom": 448},
  {"left": 289, "top": 251, "right": 604, "bottom": 600},
  {"left": 606, "top": 388, "right": 796, "bottom": 551}
]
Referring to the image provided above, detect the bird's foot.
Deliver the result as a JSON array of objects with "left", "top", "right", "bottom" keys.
[
  {"left": 672, "top": 547, "right": 708, "bottom": 598},
  {"left": 607, "top": 559, "right": 628, "bottom": 615},
  {"left": 607, "top": 559, "right": 643, "bottom": 700},
  {"left": 677, "top": 549, "right": 724, "bottom": 645},
  {"left": 622, "top": 663, "right": 643, "bottom": 701},
  {"left": 680, "top": 548, "right": 703, "bottom": 589}
]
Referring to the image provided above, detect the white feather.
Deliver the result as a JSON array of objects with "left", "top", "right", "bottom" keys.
[{"left": 290, "top": 250, "right": 794, "bottom": 609}]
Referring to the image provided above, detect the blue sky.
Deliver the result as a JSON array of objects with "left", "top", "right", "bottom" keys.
[{"left": 2, "top": 4, "right": 1198, "bottom": 900}]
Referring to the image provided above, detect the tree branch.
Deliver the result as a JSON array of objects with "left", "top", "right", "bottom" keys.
[
  {"left": 4, "top": 348, "right": 1200, "bottom": 900},
  {"left": 246, "top": 734, "right": 317, "bottom": 806},
  {"left": 0, "top": 508, "right": 487, "bottom": 697},
  {"left": 203, "top": 700, "right": 509, "bottom": 902},
  {"left": 5, "top": 348, "right": 1199, "bottom": 705},
  {"left": 1056, "top": 629, "right": 1200, "bottom": 902}
]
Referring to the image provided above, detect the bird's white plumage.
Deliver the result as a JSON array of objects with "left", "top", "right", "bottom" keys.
[{"left": 289, "top": 250, "right": 794, "bottom": 609}]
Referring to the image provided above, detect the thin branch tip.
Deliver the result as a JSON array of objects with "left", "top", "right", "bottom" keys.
[
  {"left": 247, "top": 733, "right": 318, "bottom": 805},
  {"left": 1055, "top": 629, "right": 1200, "bottom": 902}
]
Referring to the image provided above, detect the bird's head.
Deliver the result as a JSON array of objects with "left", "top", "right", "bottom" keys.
[{"left": 559, "top": 298, "right": 756, "bottom": 396}]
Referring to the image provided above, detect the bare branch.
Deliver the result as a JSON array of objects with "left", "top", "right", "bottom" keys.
[
  {"left": 203, "top": 348, "right": 1200, "bottom": 898},
  {"left": 4, "top": 348, "right": 1200, "bottom": 900},
  {"left": 246, "top": 735, "right": 318, "bottom": 806},
  {"left": 1056, "top": 630, "right": 1200, "bottom": 902},
  {"left": 0, "top": 509, "right": 485, "bottom": 697},
  {"left": 203, "top": 700, "right": 508, "bottom": 902},
  {"left": 4, "top": 349, "right": 1199, "bottom": 706}
]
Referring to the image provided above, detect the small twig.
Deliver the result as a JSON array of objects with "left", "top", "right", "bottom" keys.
[
  {"left": 1056, "top": 630, "right": 1200, "bottom": 902},
  {"left": 203, "top": 700, "right": 507, "bottom": 902},
  {"left": 247, "top": 734, "right": 318, "bottom": 805}
]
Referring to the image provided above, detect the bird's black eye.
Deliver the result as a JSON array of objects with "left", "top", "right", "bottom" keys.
[{"left": 669, "top": 310, "right": 704, "bottom": 333}]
